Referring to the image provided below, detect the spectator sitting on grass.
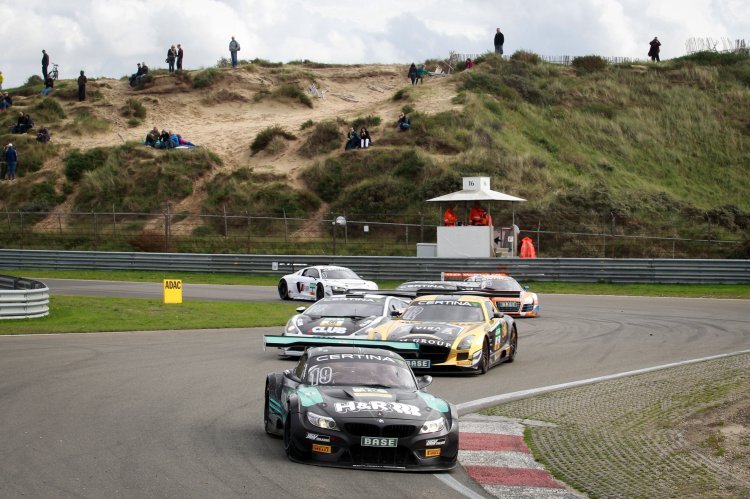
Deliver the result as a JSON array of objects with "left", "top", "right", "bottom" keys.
[
  {"left": 12, "top": 111, "right": 33, "bottom": 134},
  {"left": 145, "top": 126, "right": 159, "bottom": 146},
  {"left": 40, "top": 76, "right": 54, "bottom": 96},
  {"left": 359, "top": 127, "right": 372, "bottom": 148},
  {"left": 153, "top": 129, "right": 172, "bottom": 149},
  {"left": 397, "top": 112, "right": 410, "bottom": 131},
  {"left": 168, "top": 131, "right": 180, "bottom": 148},
  {"left": 344, "top": 127, "right": 360, "bottom": 150},
  {"left": 36, "top": 127, "right": 51, "bottom": 143},
  {"left": 177, "top": 134, "right": 197, "bottom": 147}
]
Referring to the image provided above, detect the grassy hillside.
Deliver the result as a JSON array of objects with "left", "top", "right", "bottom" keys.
[{"left": 0, "top": 52, "right": 748, "bottom": 257}]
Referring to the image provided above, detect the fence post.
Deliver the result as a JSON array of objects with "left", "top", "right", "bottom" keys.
[
  {"left": 283, "top": 209, "right": 288, "bottom": 243},
  {"left": 420, "top": 213, "right": 424, "bottom": 242},
  {"left": 331, "top": 213, "right": 337, "bottom": 256},
  {"left": 536, "top": 221, "right": 541, "bottom": 257},
  {"left": 112, "top": 204, "right": 117, "bottom": 239},
  {"left": 222, "top": 205, "right": 228, "bottom": 238},
  {"left": 246, "top": 211, "right": 251, "bottom": 253},
  {"left": 19, "top": 211, "right": 24, "bottom": 249},
  {"left": 164, "top": 203, "right": 171, "bottom": 252},
  {"left": 93, "top": 211, "right": 98, "bottom": 249},
  {"left": 58, "top": 212, "right": 62, "bottom": 234},
  {"left": 405, "top": 224, "right": 409, "bottom": 247}
]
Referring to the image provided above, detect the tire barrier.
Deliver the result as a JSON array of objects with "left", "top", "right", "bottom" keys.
[{"left": 0, "top": 275, "right": 50, "bottom": 320}]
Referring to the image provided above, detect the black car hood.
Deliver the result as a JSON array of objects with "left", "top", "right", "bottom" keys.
[
  {"left": 387, "top": 322, "right": 466, "bottom": 346},
  {"left": 314, "top": 386, "right": 442, "bottom": 421},
  {"left": 299, "top": 316, "right": 379, "bottom": 336}
]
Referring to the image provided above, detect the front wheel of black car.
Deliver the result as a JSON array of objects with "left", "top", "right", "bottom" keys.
[
  {"left": 264, "top": 385, "right": 278, "bottom": 436},
  {"left": 278, "top": 280, "right": 289, "bottom": 300},
  {"left": 479, "top": 339, "right": 490, "bottom": 374},
  {"left": 507, "top": 327, "right": 518, "bottom": 363},
  {"left": 283, "top": 413, "right": 306, "bottom": 461}
]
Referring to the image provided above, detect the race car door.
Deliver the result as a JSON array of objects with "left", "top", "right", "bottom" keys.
[
  {"left": 484, "top": 300, "right": 507, "bottom": 363},
  {"left": 297, "top": 267, "right": 321, "bottom": 298}
]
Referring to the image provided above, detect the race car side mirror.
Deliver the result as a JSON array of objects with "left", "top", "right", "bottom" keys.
[
  {"left": 523, "top": 285, "right": 529, "bottom": 291},
  {"left": 283, "top": 369, "right": 300, "bottom": 382},
  {"left": 493, "top": 311, "right": 504, "bottom": 319},
  {"left": 296, "top": 306, "right": 306, "bottom": 313},
  {"left": 417, "top": 375, "right": 433, "bottom": 389},
  {"left": 390, "top": 309, "right": 402, "bottom": 317}
]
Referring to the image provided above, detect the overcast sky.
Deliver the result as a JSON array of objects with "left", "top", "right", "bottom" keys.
[{"left": 0, "top": 0, "right": 747, "bottom": 88}]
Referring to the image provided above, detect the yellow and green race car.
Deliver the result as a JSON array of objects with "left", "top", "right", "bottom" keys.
[{"left": 367, "top": 294, "right": 518, "bottom": 374}]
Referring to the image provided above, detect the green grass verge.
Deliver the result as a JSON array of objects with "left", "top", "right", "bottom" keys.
[
  {"left": 3, "top": 269, "right": 748, "bottom": 298},
  {"left": 0, "top": 296, "right": 298, "bottom": 335}
]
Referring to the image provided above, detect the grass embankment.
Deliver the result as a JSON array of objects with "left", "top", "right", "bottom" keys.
[
  {"left": 0, "top": 296, "right": 298, "bottom": 335},
  {"left": 482, "top": 352, "right": 750, "bottom": 497}
]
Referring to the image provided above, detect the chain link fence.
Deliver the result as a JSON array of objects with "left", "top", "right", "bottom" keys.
[{"left": 0, "top": 210, "right": 745, "bottom": 258}]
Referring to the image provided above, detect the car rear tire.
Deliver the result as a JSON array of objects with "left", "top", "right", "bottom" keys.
[
  {"left": 283, "top": 412, "right": 306, "bottom": 461},
  {"left": 479, "top": 339, "right": 490, "bottom": 374},
  {"left": 315, "top": 284, "right": 325, "bottom": 301},
  {"left": 507, "top": 327, "right": 518, "bottom": 363},
  {"left": 278, "top": 280, "right": 290, "bottom": 300}
]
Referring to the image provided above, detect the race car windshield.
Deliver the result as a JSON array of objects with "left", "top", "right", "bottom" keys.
[
  {"left": 402, "top": 303, "right": 484, "bottom": 322},
  {"left": 305, "top": 360, "right": 416, "bottom": 390},
  {"left": 481, "top": 279, "right": 523, "bottom": 291},
  {"left": 320, "top": 269, "right": 360, "bottom": 280},
  {"left": 304, "top": 301, "right": 383, "bottom": 319}
]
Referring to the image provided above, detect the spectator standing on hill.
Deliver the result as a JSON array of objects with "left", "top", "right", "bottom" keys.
[
  {"left": 229, "top": 36, "right": 241, "bottom": 68},
  {"left": 77, "top": 70, "right": 87, "bottom": 101},
  {"left": 1, "top": 92, "right": 12, "bottom": 111},
  {"left": 416, "top": 64, "right": 426, "bottom": 84},
  {"left": 408, "top": 63, "right": 418, "bottom": 85},
  {"left": 494, "top": 28, "right": 504, "bottom": 55},
  {"left": 0, "top": 70, "right": 4, "bottom": 90},
  {"left": 648, "top": 37, "right": 661, "bottom": 62},
  {"left": 42, "top": 50, "right": 50, "bottom": 79},
  {"left": 177, "top": 44, "right": 184, "bottom": 70},
  {"left": 167, "top": 45, "right": 177, "bottom": 72},
  {"left": 4, "top": 143, "right": 17, "bottom": 180},
  {"left": 465, "top": 58, "right": 474, "bottom": 70}
]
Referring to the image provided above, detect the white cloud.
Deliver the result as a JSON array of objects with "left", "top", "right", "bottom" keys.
[{"left": 0, "top": 0, "right": 747, "bottom": 87}]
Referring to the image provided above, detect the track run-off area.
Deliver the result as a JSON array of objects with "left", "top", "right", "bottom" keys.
[{"left": 1, "top": 281, "right": 749, "bottom": 498}]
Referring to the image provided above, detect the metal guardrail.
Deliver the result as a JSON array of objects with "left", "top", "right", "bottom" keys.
[
  {"left": 0, "top": 249, "right": 748, "bottom": 284},
  {"left": 0, "top": 274, "right": 50, "bottom": 320}
]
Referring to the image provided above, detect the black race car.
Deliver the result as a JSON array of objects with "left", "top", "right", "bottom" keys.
[
  {"left": 263, "top": 336, "right": 459, "bottom": 471},
  {"left": 279, "top": 293, "right": 411, "bottom": 357}
]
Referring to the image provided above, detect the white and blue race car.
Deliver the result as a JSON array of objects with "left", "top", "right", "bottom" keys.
[{"left": 278, "top": 265, "right": 378, "bottom": 301}]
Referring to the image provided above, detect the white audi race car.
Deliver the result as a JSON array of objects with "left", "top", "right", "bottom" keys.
[{"left": 278, "top": 265, "right": 378, "bottom": 301}]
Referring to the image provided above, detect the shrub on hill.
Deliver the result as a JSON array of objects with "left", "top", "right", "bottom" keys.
[
  {"left": 191, "top": 68, "right": 221, "bottom": 89},
  {"left": 202, "top": 167, "right": 320, "bottom": 225},
  {"left": 67, "top": 110, "right": 110, "bottom": 135},
  {"left": 0, "top": 172, "right": 63, "bottom": 215},
  {"left": 73, "top": 144, "right": 219, "bottom": 213},
  {"left": 253, "top": 84, "right": 313, "bottom": 108},
  {"left": 65, "top": 148, "right": 110, "bottom": 181},
  {"left": 572, "top": 55, "right": 607, "bottom": 74},
  {"left": 250, "top": 125, "right": 297, "bottom": 154},
  {"left": 33, "top": 98, "right": 66, "bottom": 123},
  {"left": 120, "top": 98, "right": 147, "bottom": 127},
  {"left": 511, "top": 50, "right": 542, "bottom": 64},
  {"left": 299, "top": 120, "right": 341, "bottom": 157},
  {"left": 202, "top": 89, "right": 248, "bottom": 105},
  {"left": 351, "top": 115, "right": 381, "bottom": 130}
]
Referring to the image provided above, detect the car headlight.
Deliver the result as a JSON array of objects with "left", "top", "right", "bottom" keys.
[
  {"left": 331, "top": 285, "right": 346, "bottom": 293},
  {"left": 419, "top": 417, "right": 446, "bottom": 434},
  {"left": 457, "top": 335, "right": 475, "bottom": 350},
  {"left": 285, "top": 318, "right": 302, "bottom": 334},
  {"left": 306, "top": 411, "right": 339, "bottom": 431}
]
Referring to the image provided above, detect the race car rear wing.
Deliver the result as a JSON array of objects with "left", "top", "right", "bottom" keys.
[
  {"left": 263, "top": 335, "right": 420, "bottom": 353},
  {"left": 414, "top": 289, "right": 522, "bottom": 299}
]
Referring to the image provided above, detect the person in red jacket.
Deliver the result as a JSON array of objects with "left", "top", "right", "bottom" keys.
[
  {"left": 469, "top": 202, "right": 488, "bottom": 226},
  {"left": 443, "top": 207, "right": 458, "bottom": 226}
]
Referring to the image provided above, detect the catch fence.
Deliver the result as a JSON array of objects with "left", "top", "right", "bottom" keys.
[{"left": 0, "top": 210, "right": 744, "bottom": 259}]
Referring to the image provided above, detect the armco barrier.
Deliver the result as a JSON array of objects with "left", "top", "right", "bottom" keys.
[
  {"left": 0, "top": 249, "right": 748, "bottom": 284},
  {"left": 0, "top": 274, "right": 50, "bottom": 320}
]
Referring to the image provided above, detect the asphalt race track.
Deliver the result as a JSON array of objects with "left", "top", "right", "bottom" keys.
[{"left": 1, "top": 284, "right": 749, "bottom": 498}]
